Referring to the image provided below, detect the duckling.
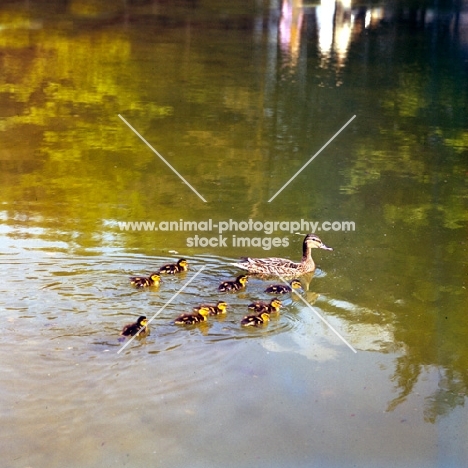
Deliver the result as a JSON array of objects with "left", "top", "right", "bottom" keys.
[
  {"left": 159, "top": 258, "right": 188, "bottom": 275},
  {"left": 241, "top": 312, "right": 270, "bottom": 327},
  {"left": 193, "top": 301, "right": 228, "bottom": 316},
  {"left": 248, "top": 298, "right": 282, "bottom": 314},
  {"left": 264, "top": 279, "right": 302, "bottom": 295},
  {"left": 120, "top": 316, "right": 149, "bottom": 337},
  {"left": 218, "top": 275, "right": 248, "bottom": 292},
  {"left": 129, "top": 273, "right": 161, "bottom": 288},
  {"left": 231, "top": 233, "right": 332, "bottom": 277},
  {"left": 174, "top": 307, "right": 210, "bottom": 325}
]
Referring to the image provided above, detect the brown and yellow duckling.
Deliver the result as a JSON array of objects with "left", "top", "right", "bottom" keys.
[
  {"left": 264, "top": 279, "right": 302, "bottom": 295},
  {"left": 120, "top": 316, "right": 150, "bottom": 337},
  {"left": 193, "top": 301, "right": 228, "bottom": 316},
  {"left": 241, "top": 312, "right": 270, "bottom": 327},
  {"left": 218, "top": 275, "right": 248, "bottom": 292},
  {"left": 248, "top": 298, "right": 282, "bottom": 315},
  {"left": 129, "top": 273, "right": 161, "bottom": 288},
  {"left": 174, "top": 307, "right": 210, "bottom": 325},
  {"left": 159, "top": 258, "right": 188, "bottom": 275}
]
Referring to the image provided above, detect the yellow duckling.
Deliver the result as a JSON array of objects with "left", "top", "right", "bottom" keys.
[
  {"left": 241, "top": 312, "right": 270, "bottom": 327},
  {"left": 129, "top": 273, "right": 161, "bottom": 288},
  {"left": 120, "top": 316, "right": 149, "bottom": 337},
  {"left": 264, "top": 279, "right": 302, "bottom": 294},
  {"left": 248, "top": 298, "right": 282, "bottom": 314},
  {"left": 218, "top": 275, "right": 248, "bottom": 292},
  {"left": 159, "top": 258, "right": 188, "bottom": 275},
  {"left": 174, "top": 307, "right": 210, "bottom": 325},
  {"left": 193, "top": 301, "right": 228, "bottom": 316}
]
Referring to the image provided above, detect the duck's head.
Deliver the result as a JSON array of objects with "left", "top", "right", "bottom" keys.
[
  {"left": 236, "top": 275, "right": 248, "bottom": 286},
  {"left": 290, "top": 279, "right": 302, "bottom": 289},
  {"left": 177, "top": 259, "right": 188, "bottom": 270},
  {"left": 137, "top": 316, "right": 148, "bottom": 327},
  {"left": 216, "top": 301, "right": 228, "bottom": 312},
  {"left": 270, "top": 298, "right": 282, "bottom": 309},
  {"left": 305, "top": 234, "right": 333, "bottom": 251}
]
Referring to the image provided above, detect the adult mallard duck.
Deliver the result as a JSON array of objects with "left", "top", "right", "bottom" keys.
[
  {"left": 174, "top": 307, "right": 210, "bottom": 325},
  {"left": 248, "top": 298, "right": 282, "bottom": 314},
  {"left": 231, "top": 234, "right": 332, "bottom": 277},
  {"left": 193, "top": 301, "right": 228, "bottom": 316},
  {"left": 120, "top": 316, "right": 149, "bottom": 337},
  {"left": 241, "top": 312, "right": 270, "bottom": 327},
  {"left": 129, "top": 273, "right": 161, "bottom": 288},
  {"left": 159, "top": 258, "right": 188, "bottom": 275},
  {"left": 218, "top": 275, "right": 248, "bottom": 292},
  {"left": 264, "top": 279, "right": 302, "bottom": 294}
]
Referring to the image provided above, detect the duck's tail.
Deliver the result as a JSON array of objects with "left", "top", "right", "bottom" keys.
[
  {"left": 229, "top": 262, "right": 249, "bottom": 270},
  {"left": 229, "top": 258, "right": 251, "bottom": 270}
]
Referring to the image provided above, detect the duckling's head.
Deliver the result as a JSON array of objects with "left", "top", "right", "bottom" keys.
[
  {"left": 137, "top": 316, "right": 148, "bottom": 327},
  {"left": 150, "top": 273, "right": 161, "bottom": 283},
  {"left": 270, "top": 298, "right": 282, "bottom": 309},
  {"left": 178, "top": 259, "right": 188, "bottom": 270},
  {"left": 290, "top": 279, "right": 302, "bottom": 289},
  {"left": 216, "top": 301, "right": 228, "bottom": 312},
  {"left": 236, "top": 275, "right": 248, "bottom": 286},
  {"left": 259, "top": 312, "right": 270, "bottom": 322},
  {"left": 197, "top": 307, "right": 211, "bottom": 317},
  {"left": 305, "top": 234, "right": 333, "bottom": 251}
]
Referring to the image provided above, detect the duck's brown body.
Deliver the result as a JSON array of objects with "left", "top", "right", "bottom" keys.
[
  {"left": 130, "top": 273, "right": 161, "bottom": 288},
  {"left": 121, "top": 316, "right": 149, "bottom": 337},
  {"left": 218, "top": 275, "right": 248, "bottom": 292},
  {"left": 232, "top": 234, "right": 332, "bottom": 277},
  {"left": 159, "top": 259, "right": 188, "bottom": 274},
  {"left": 248, "top": 298, "right": 282, "bottom": 314},
  {"left": 264, "top": 279, "right": 302, "bottom": 294},
  {"left": 193, "top": 301, "right": 228, "bottom": 316},
  {"left": 174, "top": 308, "right": 210, "bottom": 325},
  {"left": 241, "top": 312, "right": 270, "bottom": 327}
]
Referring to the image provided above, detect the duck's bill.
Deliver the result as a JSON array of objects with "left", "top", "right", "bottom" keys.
[{"left": 320, "top": 244, "right": 333, "bottom": 251}]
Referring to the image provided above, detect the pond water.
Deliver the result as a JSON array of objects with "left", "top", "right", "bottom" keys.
[{"left": 1, "top": 0, "right": 467, "bottom": 467}]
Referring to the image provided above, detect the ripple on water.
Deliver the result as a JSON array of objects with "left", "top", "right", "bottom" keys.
[
  {"left": 1, "top": 250, "right": 360, "bottom": 468},
  {"left": 0, "top": 252, "right": 329, "bottom": 357}
]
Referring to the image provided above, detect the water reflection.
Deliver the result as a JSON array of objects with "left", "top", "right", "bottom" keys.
[
  {"left": 279, "top": 0, "right": 468, "bottom": 82},
  {"left": 316, "top": 0, "right": 354, "bottom": 71},
  {"left": 279, "top": 0, "right": 303, "bottom": 67}
]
